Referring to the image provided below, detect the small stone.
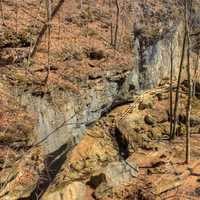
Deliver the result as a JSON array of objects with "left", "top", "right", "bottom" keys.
[
  {"left": 138, "top": 98, "right": 154, "bottom": 110},
  {"left": 147, "top": 167, "right": 165, "bottom": 175},
  {"left": 144, "top": 114, "right": 156, "bottom": 125}
]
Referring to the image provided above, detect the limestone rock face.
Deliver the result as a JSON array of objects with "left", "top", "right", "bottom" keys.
[
  {"left": 0, "top": 83, "right": 44, "bottom": 200},
  {"left": 18, "top": 73, "right": 125, "bottom": 154},
  {"left": 0, "top": 0, "right": 200, "bottom": 199},
  {"left": 9, "top": 0, "right": 199, "bottom": 156}
]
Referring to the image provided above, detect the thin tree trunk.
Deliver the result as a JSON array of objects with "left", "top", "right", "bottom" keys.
[
  {"left": 44, "top": 0, "right": 51, "bottom": 84},
  {"left": 109, "top": 0, "right": 114, "bottom": 46},
  {"left": 111, "top": 23, "right": 114, "bottom": 46},
  {"left": 185, "top": 0, "right": 192, "bottom": 164},
  {"left": 170, "top": 30, "right": 187, "bottom": 139},
  {"left": 185, "top": 35, "right": 192, "bottom": 164},
  {"left": 114, "top": 0, "right": 119, "bottom": 49},
  {"left": 58, "top": 12, "right": 61, "bottom": 42},
  {"left": 193, "top": 51, "right": 199, "bottom": 96},
  {"left": 169, "top": 38, "right": 174, "bottom": 137}
]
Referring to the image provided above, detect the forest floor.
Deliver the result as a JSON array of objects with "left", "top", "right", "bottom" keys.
[{"left": 43, "top": 82, "right": 200, "bottom": 200}]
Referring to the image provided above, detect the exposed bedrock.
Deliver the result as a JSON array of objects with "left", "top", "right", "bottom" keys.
[
  {"left": 15, "top": 21, "right": 199, "bottom": 155},
  {"left": 10, "top": 0, "right": 199, "bottom": 155}
]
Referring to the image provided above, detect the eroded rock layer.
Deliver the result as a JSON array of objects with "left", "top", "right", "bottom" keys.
[{"left": 0, "top": 0, "right": 199, "bottom": 199}]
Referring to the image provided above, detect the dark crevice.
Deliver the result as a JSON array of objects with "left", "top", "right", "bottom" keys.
[
  {"left": 106, "top": 76, "right": 126, "bottom": 91},
  {"left": 86, "top": 49, "right": 105, "bottom": 60},
  {"left": 31, "top": 91, "right": 45, "bottom": 98},
  {"left": 100, "top": 98, "right": 133, "bottom": 118},
  {"left": 129, "top": 84, "right": 136, "bottom": 92},
  {"left": 114, "top": 127, "right": 129, "bottom": 159},
  {"left": 116, "top": 77, "right": 126, "bottom": 91},
  {"left": 86, "top": 173, "right": 106, "bottom": 189},
  {"left": 20, "top": 142, "right": 73, "bottom": 200},
  {"left": 88, "top": 75, "right": 102, "bottom": 80}
]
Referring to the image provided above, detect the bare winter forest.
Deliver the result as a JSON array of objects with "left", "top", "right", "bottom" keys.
[{"left": 0, "top": 0, "right": 200, "bottom": 200}]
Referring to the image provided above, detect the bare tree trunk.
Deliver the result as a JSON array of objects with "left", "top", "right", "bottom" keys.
[
  {"left": 169, "top": 38, "right": 174, "bottom": 137},
  {"left": 58, "top": 12, "right": 61, "bottom": 43},
  {"left": 109, "top": 0, "right": 114, "bottom": 46},
  {"left": 44, "top": 0, "right": 52, "bottom": 84},
  {"left": 185, "top": 36, "right": 192, "bottom": 164},
  {"left": 170, "top": 30, "right": 187, "bottom": 139},
  {"left": 185, "top": 0, "right": 192, "bottom": 164},
  {"left": 114, "top": 0, "right": 119, "bottom": 49},
  {"left": 0, "top": 0, "right": 5, "bottom": 26},
  {"left": 193, "top": 51, "right": 199, "bottom": 96}
]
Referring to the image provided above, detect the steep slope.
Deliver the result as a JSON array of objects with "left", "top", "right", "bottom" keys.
[
  {"left": 0, "top": 81, "right": 44, "bottom": 199},
  {"left": 0, "top": 0, "right": 199, "bottom": 199},
  {"left": 41, "top": 82, "right": 200, "bottom": 200}
]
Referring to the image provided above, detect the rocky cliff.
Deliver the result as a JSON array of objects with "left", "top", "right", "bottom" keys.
[
  {"left": 11, "top": 0, "right": 200, "bottom": 155},
  {"left": 0, "top": 0, "right": 199, "bottom": 199}
]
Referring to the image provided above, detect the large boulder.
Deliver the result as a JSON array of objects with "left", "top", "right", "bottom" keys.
[
  {"left": 104, "top": 160, "right": 138, "bottom": 187},
  {"left": 93, "top": 160, "right": 138, "bottom": 200},
  {"left": 41, "top": 182, "right": 87, "bottom": 200}
]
